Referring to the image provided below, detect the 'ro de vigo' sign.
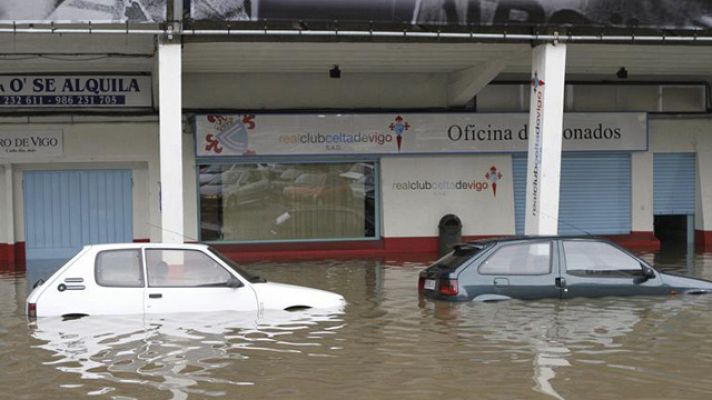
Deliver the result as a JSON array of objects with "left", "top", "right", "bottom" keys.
[{"left": 0, "top": 131, "right": 63, "bottom": 159}]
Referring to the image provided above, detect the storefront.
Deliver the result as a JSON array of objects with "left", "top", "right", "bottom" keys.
[{"left": 190, "top": 111, "right": 654, "bottom": 257}]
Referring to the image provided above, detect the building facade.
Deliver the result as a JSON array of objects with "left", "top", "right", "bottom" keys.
[{"left": 2, "top": 1, "right": 712, "bottom": 267}]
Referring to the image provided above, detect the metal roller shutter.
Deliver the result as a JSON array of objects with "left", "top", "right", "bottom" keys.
[
  {"left": 23, "top": 170, "right": 133, "bottom": 261},
  {"left": 653, "top": 153, "right": 696, "bottom": 215},
  {"left": 513, "top": 152, "right": 632, "bottom": 235}
]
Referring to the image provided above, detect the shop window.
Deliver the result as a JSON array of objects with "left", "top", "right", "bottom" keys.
[{"left": 199, "top": 162, "right": 376, "bottom": 241}]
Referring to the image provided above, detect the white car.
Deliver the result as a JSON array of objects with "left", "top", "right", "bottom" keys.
[{"left": 27, "top": 243, "right": 345, "bottom": 319}]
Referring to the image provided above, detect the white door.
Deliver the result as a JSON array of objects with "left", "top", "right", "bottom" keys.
[{"left": 142, "top": 248, "right": 259, "bottom": 315}]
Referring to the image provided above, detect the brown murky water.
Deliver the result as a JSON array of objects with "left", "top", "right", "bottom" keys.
[{"left": 3, "top": 246, "right": 712, "bottom": 400}]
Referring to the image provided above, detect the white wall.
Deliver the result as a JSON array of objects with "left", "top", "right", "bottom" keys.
[
  {"left": 381, "top": 155, "right": 514, "bottom": 237},
  {"left": 0, "top": 165, "right": 9, "bottom": 244},
  {"left": 183, "top": 73, "right": 449, "bottom": 109}
]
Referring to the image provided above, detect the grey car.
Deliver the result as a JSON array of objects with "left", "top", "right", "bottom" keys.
[{"left": 418, "top": 237, "right": 712, "bottom": 302}]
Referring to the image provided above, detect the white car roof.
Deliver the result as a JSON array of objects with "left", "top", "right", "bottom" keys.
[{"left": 83, "top": 243, "right": 212, "bottom": 252}]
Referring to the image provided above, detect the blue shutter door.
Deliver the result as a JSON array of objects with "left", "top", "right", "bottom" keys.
[
  {"left": 513, "top": 153, "right": 631, "bottom": 235},
  {"left": 653, "top": 153, "right": 696, "bottom": 215},
  {"left": 23, "top": 170, "right": 133, "bottom": 260}
]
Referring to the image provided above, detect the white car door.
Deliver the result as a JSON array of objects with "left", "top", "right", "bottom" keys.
[
  {"left": 91, "top": 249, "right": 146, "bottom": 316},
  {"left": 142, "top": 248, "right": 259, "bottom": 315}
]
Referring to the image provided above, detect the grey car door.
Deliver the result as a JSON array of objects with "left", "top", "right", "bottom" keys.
[
  {"left": 472, "top": 240, "right": 562, "bottom": 300},
  {"left": 558, "top": 239, "right": 666, "bottom": 299}
]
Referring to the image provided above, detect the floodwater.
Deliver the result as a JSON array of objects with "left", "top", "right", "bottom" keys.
[{"left": 3, "top": 246, "right": 712, "bottom": 400}]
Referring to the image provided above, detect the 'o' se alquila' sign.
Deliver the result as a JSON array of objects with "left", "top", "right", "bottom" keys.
[
  {"left": 195, "top": 112, "right": 647, "bottom": 157},
  {"left": 0, "top": 75, "right": 152, "bottom": 109}
]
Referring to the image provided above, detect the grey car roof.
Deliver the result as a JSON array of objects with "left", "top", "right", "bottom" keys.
[{"left": 466, "top": 235, "right": 606, "bottom": 245}]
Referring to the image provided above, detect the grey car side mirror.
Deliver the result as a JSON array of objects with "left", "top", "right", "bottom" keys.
[{"left": 635, "top": 264, "right": 656, "bottom": 284}]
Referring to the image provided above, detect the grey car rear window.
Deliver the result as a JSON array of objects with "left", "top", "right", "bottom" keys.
[
  {"left": 479, "top": 242, "right": 551, "bottom": 275},
  {"left": 432, "top": 245, "right": 483, "bottom": 272}
]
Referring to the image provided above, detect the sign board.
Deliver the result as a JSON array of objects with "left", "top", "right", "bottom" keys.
[
  {"left": 381, "top": 155, "right": 514, "bottom": 237},
  {"left": 191, "top": 0, "right": 712, "bottom": 32},
  {"left": 0, "top": 130, "right": 63, "bottom": 159},
  {"left": 195, "top": 112, "right": 648, "bottom": 157},
  {"left": 0, "top": 1, "right": 166, "bottom": 23},
  {"left": 0, "top": 75, "right": 153, "bottom": 109}
]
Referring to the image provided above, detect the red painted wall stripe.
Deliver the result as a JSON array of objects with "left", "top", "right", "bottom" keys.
[{"left": 0, "top": 231, "right": 691, "bottom": 266}]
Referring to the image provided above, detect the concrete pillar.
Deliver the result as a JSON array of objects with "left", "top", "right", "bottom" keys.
[
  {"left": 631, "top": 151, "right": 654, "bottom": 233},
  {"left": 524, "top": 43, "right": 567, "bottom": 236},
  {"left": 1, "top": 164, "right": 16, "bottom": 267},
  {"left": 158, "top": 39, "right": 184, "bottom": 243}
]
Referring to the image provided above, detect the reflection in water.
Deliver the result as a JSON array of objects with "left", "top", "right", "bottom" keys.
[
  {"left": 418, "top": 292, "right": 712, "bottom": 400},
  {"left": 31, "top": 310, "right": 345, "bottom": 399},
  {"left": 5, "top": 252, "right": 712, "bottom": 399}
]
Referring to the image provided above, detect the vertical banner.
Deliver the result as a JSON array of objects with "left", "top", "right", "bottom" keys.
[{"left": 524, "top": 43, "right": 567, "bottom": 236}]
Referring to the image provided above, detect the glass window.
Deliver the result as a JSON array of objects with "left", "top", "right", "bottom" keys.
[
  {"left": 431, "top": 245, "right": 484, "bottom": 272},
  {"left": 479, "top": 242, "right": 551, "bottom": 275},
  {"left": 199, "top": 162, "right": 376, "bottom": 241},
  {"left": 95, "top": 250, "right": 144, "bottom": 287},
  {"left": 146, "top": 249, "right": 233, "bottom": 287},
  {"left": 563, "top": 241, "right": 642, "bottom": 276}
]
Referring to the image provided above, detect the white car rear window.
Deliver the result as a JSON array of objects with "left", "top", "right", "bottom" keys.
[{"left": 95, "top": 250, "right": 144, "bottom": 287}]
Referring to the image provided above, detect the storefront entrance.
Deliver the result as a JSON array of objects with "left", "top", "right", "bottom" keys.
[
  {"left": 653, "top": 153, "right": 696, "bottom": 245},
  {"left": 23, "top": 170, "right": 133, "bottom": 261}
]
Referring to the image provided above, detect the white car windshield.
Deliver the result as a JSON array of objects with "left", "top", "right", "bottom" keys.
[{"left": 210, "top": 248, "right": 266, "bottom": 283}]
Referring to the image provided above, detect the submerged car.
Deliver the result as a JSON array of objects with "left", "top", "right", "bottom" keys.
[
  {"left": 419, "top": 237, "right": 712, "bottom": 302},
  {"left": 27, "top": 243, "right": 345, "bottom": 319}
]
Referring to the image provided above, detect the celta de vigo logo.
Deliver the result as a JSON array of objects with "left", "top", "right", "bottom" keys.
[
  {"left": 204, "top": 115, "right": 256, "bottom": 155},
  {"left": 531, "top": 72, "right": 544, "bottom": 92},
  {"left": 485, "top": 165, "right": 502, "bottom": 197},
  {"left": 388, "top": 115, "right": 410, "bottom": 152}
]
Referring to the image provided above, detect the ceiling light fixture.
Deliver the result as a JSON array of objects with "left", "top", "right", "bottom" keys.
[{"left": 329, "top": 64, "right": 341, "bottom": 79}]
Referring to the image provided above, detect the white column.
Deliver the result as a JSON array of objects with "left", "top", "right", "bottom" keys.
[
  {"left": 524, "top": 43, "right": 567, "bottom": 236},
  {"left": 631, "top": 151, "right": 654, "bottom": 233},
  {"left": 2, "top": 165, "right": 14, "bottom": 246},
  {"left": 158, "top": 39, "right": 184, "bottom": 243}
]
